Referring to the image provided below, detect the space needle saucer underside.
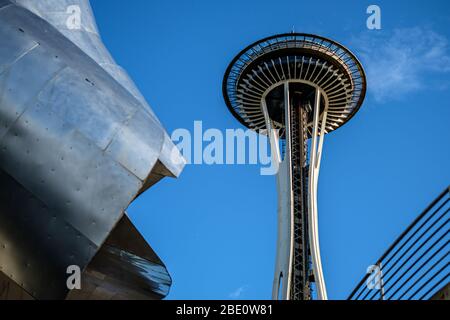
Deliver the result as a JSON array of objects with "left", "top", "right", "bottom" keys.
[{"left": 223, "top": 33, "right": 367, "bottom": 135}]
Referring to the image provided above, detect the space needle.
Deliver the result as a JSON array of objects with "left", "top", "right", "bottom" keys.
[{"left": 223, "top": 33, "right": 366, "bottom": 300}]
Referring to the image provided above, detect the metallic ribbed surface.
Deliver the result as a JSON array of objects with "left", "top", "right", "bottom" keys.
[{"left": 223, "top": 33, "right": 366, "bottom": 135}]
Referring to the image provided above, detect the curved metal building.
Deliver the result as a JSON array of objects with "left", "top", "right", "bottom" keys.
[
  {"left": 0, "top": 0, "right": 185, "bottom": 299},
  {"left": 223, "top": 33, "right": 366, "bottom": 300}
]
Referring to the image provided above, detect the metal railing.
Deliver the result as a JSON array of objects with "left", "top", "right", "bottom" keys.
[{"left": 348, "top": 187, "right": 450, "bottom": 300}]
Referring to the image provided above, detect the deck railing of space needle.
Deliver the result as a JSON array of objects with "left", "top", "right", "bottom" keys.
[{"left": 348, "top": 187, "right": 450, "bottom": 300}]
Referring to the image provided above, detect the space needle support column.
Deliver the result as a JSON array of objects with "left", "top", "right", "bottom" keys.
[
  {"left": 283, "top": 81, "right": 295, "bottom": 300},
  {"left": 263, "top": 82, "right": 294, "bottom": 300},
  {"left": 261, "top": 100, "right": 281, "bottom": 167},
  {"left": 308, "top": 88, "right": 328, "bottom": 300}
]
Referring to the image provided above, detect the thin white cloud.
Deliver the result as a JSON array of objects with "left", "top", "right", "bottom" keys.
[
  {"left": 352, "top": 27, "right": 450, "bottom": 102},
  {"left": 229, "top": 285, "right": 247, "bottom": 299}
]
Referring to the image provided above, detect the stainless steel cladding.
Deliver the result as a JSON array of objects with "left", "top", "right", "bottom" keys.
[{"left": 0, "top": 0, "right": 185, "bottom": 300}]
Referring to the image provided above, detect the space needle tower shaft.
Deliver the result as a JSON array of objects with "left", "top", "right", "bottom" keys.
[{"left": 264, "top": 82, "right": 328, "bottom": 299}]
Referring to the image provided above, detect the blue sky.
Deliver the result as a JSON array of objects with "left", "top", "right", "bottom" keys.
[{"left": 90, "top": 0, "right": 450, "bottom": 299}]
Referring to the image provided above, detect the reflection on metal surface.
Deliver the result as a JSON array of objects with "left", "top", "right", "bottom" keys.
[
  {"left": 0, "top": 0, "right": 185, "bottom": 300},
  {"left": 67, "top": 215, "right": 172, "bottom": 300},
  {"left": 102, "top": 245, "right": 171, "bottom": 296}
]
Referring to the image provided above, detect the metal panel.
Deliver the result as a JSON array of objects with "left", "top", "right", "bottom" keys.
[
  {"left": 0, "top": 45, "right": 64, "bottom": 139},
  {"left": 36, "top": 67, "right": 137, "bottom": 150},
  {"left": 12, "top": 0, "right": 160, "bottom": 122},
  {"left": 0, "top": 168, "right": 97, "bottom": 299},
  {"left": 106, "top": 108, "right": 164, "bottom": 181},
  {"left": 0, "top": 14, "right": 36, "bottom": 76}
]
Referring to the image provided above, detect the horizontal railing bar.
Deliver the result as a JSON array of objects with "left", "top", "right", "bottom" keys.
[
  {"left": 348, "top": 187, "right": 450, "bottom": 300},
  {"left": 417, "top": 271, "right": 449, "bottom": 300},
  {"left": 365, "top": 220, "right": 449, "bottom": 300},
  {"left": 380, "top": 212, "right": 449, "bottom": 284},
  {"left": 384, "top": 236, "right": 449, "bottom": 299},
  {"left": 376, "top": 189, "right": 449, "bottom": 264},
  {"left": 380, "top": 201, "right": 449, "bottom": 272},
  {"left": 409, "top": 261, "right": 449, "bottom": 300},
  {"left": 395, "top": 242, "right": 449, "bottom": 300}
]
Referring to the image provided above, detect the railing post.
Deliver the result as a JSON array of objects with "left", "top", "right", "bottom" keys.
[{"left": 378, "top": 262, "right": 385, "bottom": 300}]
